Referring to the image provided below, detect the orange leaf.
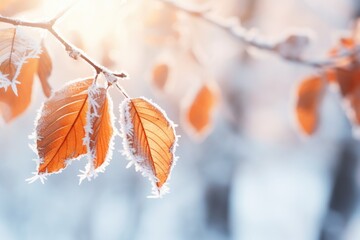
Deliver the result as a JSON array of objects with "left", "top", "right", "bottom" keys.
[
  {"left": 336, "top": 66, "right": 360, "bottom": 97},
  {"left": 295, "top": 76, "right": 325, "bottom": 135},
  {"left": 0, "top": 29, "right": 52, "bottom": 122},
  {"left": 79, "top": 86, "right": 115, "bottom": 182},
  {"left": 151, "top": 63, "right": 169, "bottom": 90},
  {"left": 120, "top": 97, "right": 178, "bottom": 197},
  {"left": 28, "top": 79, "right": 93, "bottom": 182},
  {"left": 336, "top": 65, "right": 360, "bottom": 125},
  {"left": 0, "top": 58, "right": 38, "bottom": 122},
  {"left": 329, "top": 37, "right": 356, "bottom": 57},
  {"left": 340, "top": 37, "right": 355, "bottom": 49},
  {"left": 325, "top": 69, "right": 337, "bottom": 84},
  {"left": 37, "top": 45, "right": 52, "bottom": 98},
  {"left": 183, "top": 82, "right": 219, "bottom": 139}
]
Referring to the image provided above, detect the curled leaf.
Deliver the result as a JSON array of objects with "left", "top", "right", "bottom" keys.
[
  {"left": 295, "top": 76, "right": 325, "bottom": 135},
  {"left": 0, "top": 28, "right": 49, "bottom": 122},
  {"left": 37, "top": 45, "right": 52, "bottom": 97},
  {"left": 120, "top": 97, "right": 178, "bottom": 197},
  {"left": 27, "top": 78, "right": 93, "bottom": 182},
  {"left": 336, "top": 65, "right": 360, "bottom": 126},
  {"left": 0, "top": 58, "right": 38, "bottom": 122},
  {"left": 79, "top": 85, "right": 115, "bottom": 183},
  {"left": 0, "top": 28, "right": 41, "bottom": 94}
]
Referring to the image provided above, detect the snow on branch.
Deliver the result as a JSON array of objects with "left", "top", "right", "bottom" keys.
[
  {"left": 0, "top": 3, "right": 128, "bottom": 82},
  {"left": 159, "top": 0, "right": 359, "bottom": 69}
]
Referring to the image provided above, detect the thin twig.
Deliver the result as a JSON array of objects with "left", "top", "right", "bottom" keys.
[
  {"left": 0, "top": 5, "right": 128, "bottom": 80},
  {"left": 115, "top": 83, "right": 129, "bottom": 98},
  {"left": 159, "top": 0, "right": 356, "bottom": 69}
]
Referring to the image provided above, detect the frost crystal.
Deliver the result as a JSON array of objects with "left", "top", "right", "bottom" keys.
[
  {"left": 0, "top": 72, "right": 12, "bottom": 90},
  {"left": 79, "top": 83, "right": 115, "bottom": 184},
  {"left": 0, "top": 28, "right": 42, "bottom": 95},
  {"left": 104, "top": 72, "right": 117, "bottom": 85},
  {"left": 26, "top": 172, "right": 47, "bottom": 184},
  {"left": 68, "top": 48, "right": 81, "bottom": 60}
]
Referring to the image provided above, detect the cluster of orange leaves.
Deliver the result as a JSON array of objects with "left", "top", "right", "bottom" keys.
[
  {"left": 0, "top": 25, "right": 178, "bottom": 196},
  {"left": 295, "top": 26, "right": 360, "bottom": 135}
]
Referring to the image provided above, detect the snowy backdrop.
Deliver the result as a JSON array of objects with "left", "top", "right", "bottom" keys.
[{"left": 1, "top": 0, "right": 360, "bottom": 239}]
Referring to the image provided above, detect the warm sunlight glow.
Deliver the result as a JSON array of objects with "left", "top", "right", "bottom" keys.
[{"left": 41, "top": 0, "right": 131, "bottom": 48}]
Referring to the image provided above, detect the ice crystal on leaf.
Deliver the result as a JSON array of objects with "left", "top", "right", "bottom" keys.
[
  {"left": 79, "top": 83, "right": 115, "bottom": 184},
  {"left": 0, "top": 28, "right": 41, "bottom": 95}
]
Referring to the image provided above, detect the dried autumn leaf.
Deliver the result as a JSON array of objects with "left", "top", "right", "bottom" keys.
[
  {"left": 0, "top": 58, "right": 38, "bottom": 122},
  {"left": 325, "top": 69, "right": 337, "bottom": 84},
  {"left": 183, "top": 82, "right": 219, "bottom": 139},
  {"left": 79, "top": 85, "right": 115, "bottom": 183},
  {"left": 0, "top": 28, "right": 41, "bottom": 93},
  {"left": 295, "top": 76, "right": 325, "bottom": 135},
  {"left": 0, "top": 29, "right": 52, "bottom": 122},
  {"left": 151, "top": 63, "right": 169, "bottom": 90},
  {"left": 120, "top": 97, "right": 178, "bottom": 197},
  {"left": 329, "top": 37, "right": 356, "bottom": 57},
  {"left": 28, "top": 79, "right": 93, "bottom": 182},
  {"left": 37, "top": 45, "right": 52, "bottom": 97},
  {"left": 336, "top": 65, "right": 360, "bottom": 125},
  {"left": 335, "top": 66, "right": 360, "bottom": 98}
]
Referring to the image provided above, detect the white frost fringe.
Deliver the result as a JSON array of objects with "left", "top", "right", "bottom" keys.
[
  {"left": 78, "top": 83, "right": 115, "bottom": 184},
  {"left": 0, "top": 28, "right": 42, "bottom": 95},
  {"left": 119, "top": 97, "right": 179, "bottom": 198},
  {"left": 26, "top": 79, "right": 99, "bottom": 184}
]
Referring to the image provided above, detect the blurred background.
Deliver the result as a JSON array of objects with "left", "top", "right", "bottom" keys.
[{"left": 1, "top": 0, "right": 360, "bottom": 239}]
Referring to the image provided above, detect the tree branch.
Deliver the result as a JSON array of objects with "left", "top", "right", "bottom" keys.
[
  {"left": 0, "top": 5, "right": 128, "bottom": 80},
  {"left": 159, "top": 0, "right": 357, "bottom": 69}
]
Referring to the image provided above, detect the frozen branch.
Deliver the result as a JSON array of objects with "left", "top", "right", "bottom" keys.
[
  {"left": 0, "top": 5, "right": 127, "bottom": 80},
  {"left": 159, "top": 0, "right": 358, "bottom": 69}
]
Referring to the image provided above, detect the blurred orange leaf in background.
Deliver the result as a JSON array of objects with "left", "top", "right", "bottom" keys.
[
  {"left": 37, "top": 45, "right": 53, "bottom": 98},
  {"left": 295, "top": 76, "right": 325, "bottom": 135},
  {"left": 151, "top": 63, "right": 169, "bottom": 91},
  {"left": 184, "top": 82, "right": 219, "bottom": 139},
  {"left": 335, "top": 65, "right": 360, "bottom": 125}
]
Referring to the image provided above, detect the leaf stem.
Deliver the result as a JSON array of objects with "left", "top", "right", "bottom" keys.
[{"left": 115, "top": 83, "right": 130, "bottom": 99}]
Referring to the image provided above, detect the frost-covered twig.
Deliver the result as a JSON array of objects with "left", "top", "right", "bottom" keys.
[
  {"left": 0, "top": 5, "right": 127, "bottom": 80},
  {"left": 159, "top": 0, "right": 358, "bottom": 69}
]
